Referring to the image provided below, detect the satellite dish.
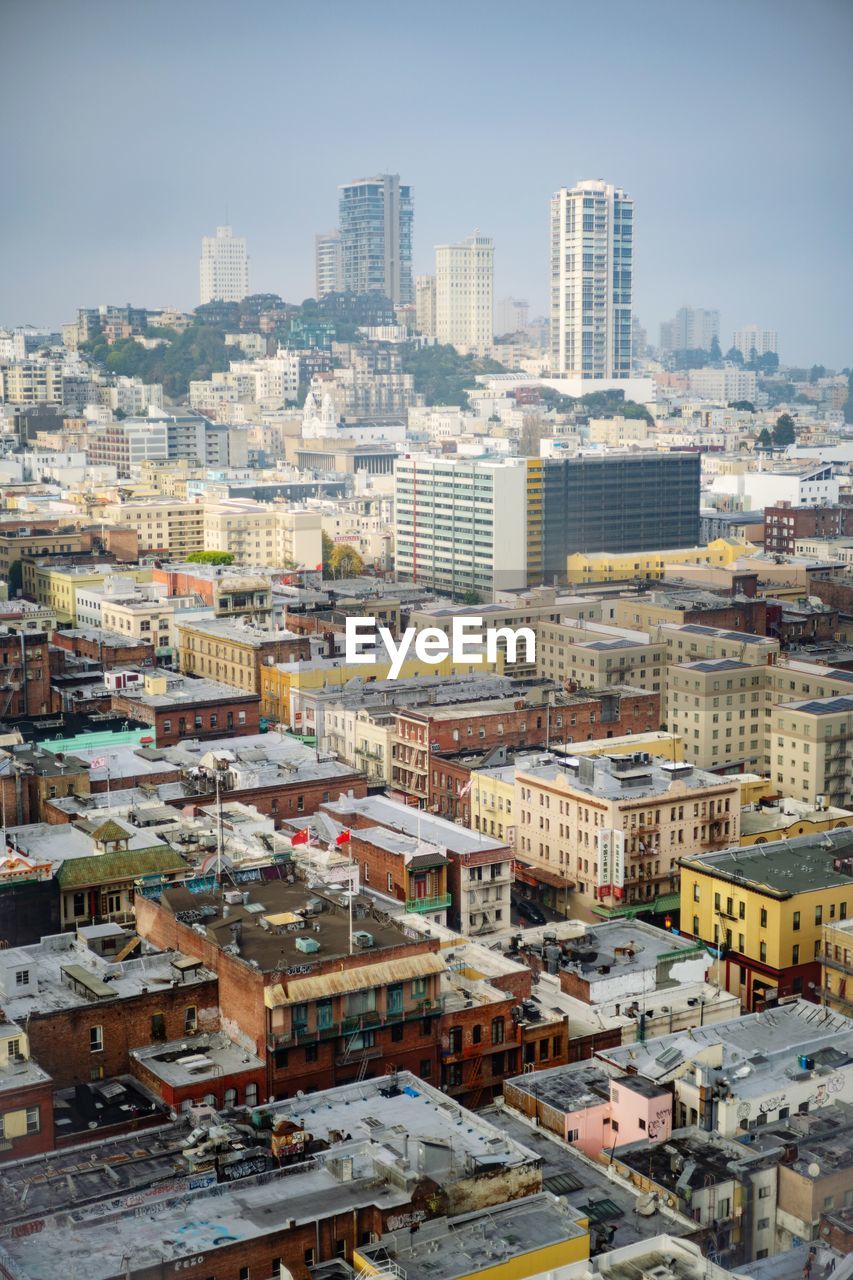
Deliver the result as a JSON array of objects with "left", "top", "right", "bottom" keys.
[{"left": 808, "top": 1161, "right": 821, "bottom": 1178}]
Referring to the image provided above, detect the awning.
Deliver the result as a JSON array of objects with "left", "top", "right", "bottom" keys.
[
  {"left": 592, "top": 891, "right": 680, "bottom": 920},
  {"left": 264, "top": 950, "right": 447, "bottom": 1008}
]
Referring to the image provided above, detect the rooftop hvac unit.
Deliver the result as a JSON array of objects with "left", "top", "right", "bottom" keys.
[
  {"left": 295, "top": 936, "right": 320, "bottom": 954},
  {"left": 352, "top": 930, "right": 374, "bottom": 948}
]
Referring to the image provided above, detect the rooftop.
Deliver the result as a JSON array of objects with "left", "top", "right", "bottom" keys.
[
  {"left": 519, "top": 754, "right": 733, "bottom": 802},
  {"left": 504, "top": 1059, "right": 667, "bottom": 1113},
  {"left": 174, "top": 615, "right": 302, "bottom": 647},
  {"left": 321, "top": 793, "right": 509, "bottom": 855},
  {"left": 156, "top": 877, "right": 436, "bottom": 977},
  {"left": 683, "top": 826, "right": 853, "bottom": 896},
  {"left": 599, "top": 1000, "right": 853, "bottom": 1098},
  {"left": 131, "top": 1030, "right": 265, "bottom": 1089},
  {"left": 0, "top": 932, "right": 215, "bottom": 1021},
  {"left": 114, "top": 675, "right": 259, "bottom": 708},
  {"left": 358, "top": 1191, "right": 588, "bottom": 1280}
]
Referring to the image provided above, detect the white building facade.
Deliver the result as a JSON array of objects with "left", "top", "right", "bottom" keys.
[
  {"left": 435, "top": 234, "right": 494, "bottom": 353},
  {"left": 199, "top": 225, "right": 249, "bottom": 305},
  {"left": 550, "top": 179, "right": 633, "bottom": 380}
]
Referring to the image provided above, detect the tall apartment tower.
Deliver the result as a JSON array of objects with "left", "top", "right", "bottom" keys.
[
  {"left": 494, "top": 297, "right": 529, "bottom": 336},
  {"left": 315, "top": 230, "right": 343, "bottom": 299},
  {"left": 549, "top": 179, "right": 633, "bottom": 380},
  {"left": 338, "top": 174, "right": 413, "bottom": 306},
  {"left": 199, "top": 225, "right": 249, "bottom": 305},
  {"left": 415, "top": 275, "right": 437, "bottom": 336},
  {"left": 434, "top": 234, "right": 494, "bottom": 352},
  {"left": 733, "top": 325, "right": 778, "bottom": 360},
  {"left": 659, "top": 306, "right": 720, "bottom": 354}
]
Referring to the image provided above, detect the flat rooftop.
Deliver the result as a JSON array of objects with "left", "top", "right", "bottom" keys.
[
  {"left": 322, "top": 793, "right": 509, "bottom": 855},
  {"left": 683, "top": 826, "right": 853, "bottom": 896},
  {"left": 599, "top": 1000, "right": 853, "bottom": 1098},
  {"left": 518, "top": 755, "right": 729, "bottom": 802},
  {"left": 359, "top": 1192, "right": 588, "bottom": 1280},
  {"left": 174, "top": 616, "right": 302, "bottom": 646},
  {"left": 0, "top": 933, "right": 215, "bottom": 1021},
  {"left": 115, "top": 676, "right": 259, "bottom": 707},
  {"left": 131, "top": 1030, "right": 264, "bottom": 1089},
  {"left": 156, "top": 878, "right": 433, "bottom": 975}
]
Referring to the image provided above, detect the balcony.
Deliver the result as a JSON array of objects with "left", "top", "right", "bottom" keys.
[
  {"left": 405, "top": 892, "right": 452, "bottom": 913},
  {"left": 267, "top": 999, "right": 444, "bottom": 1051}
]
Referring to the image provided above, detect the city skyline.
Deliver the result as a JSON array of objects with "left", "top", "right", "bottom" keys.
[{"left": 2, "top": 0, "right": 851, "bottom": 366}]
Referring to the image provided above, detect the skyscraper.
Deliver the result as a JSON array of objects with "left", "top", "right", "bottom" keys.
[
  {"left": 315, "top": 230, "right": 343, "bottom": 299},
  {"left": 415, "top": 275, "right": 437, "bottom": 336},
  {"left": 549, "top": 179, "right": 633, "bottom": 380},
  {"left": 494, "top": 297, "right": 529, "bottom": 336},
  {"left": 732, "top": 325, "right": 778, "bottom": 361},
  {"left": 659, "top": 306, "right": 720, "bottom": 354},
  {"left": 338, "top": 174, "right": 413, "bottom": 306},
  {"left": 199, "top": 225, "right": 249, "bottom": 305},
  {"left": 435, "top": 234, "right": 494, "bottom": 352}
]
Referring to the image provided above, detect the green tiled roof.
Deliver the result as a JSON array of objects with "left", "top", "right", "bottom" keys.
[
  {"left": 90, "top": 819, "right": 132, "bottom": 844},
  {"left": 56, "top": 847, "right": 188, "bottom": 889}
]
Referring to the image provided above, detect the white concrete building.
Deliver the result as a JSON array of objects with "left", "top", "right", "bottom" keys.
[
  {"left": 494, "top": 296, "right": 529, "bottom": 336},
  {"left": 687, "top": 367, "right": 758, "bottom": 401},
  {"left": 314, "top": 230, "right": 343, "bottom": 298},
  {"left": 435, "top": 233, "right": 494, "bottom": 353},
  {"left": 199, "top": 225, "right": 249, "bottom": 305},
  {"left": 550, "top": 179, "right": 633, "bottom": 380},
  {"left": 733, "top": 325, "right": 778, "bottom": 361},
  {"left": 415, "top": 274, "right": 436, "bottom": 336},
  {"left": 394, "top": 455, "right": 529, "bottom": 596},
  {"left": 706, "top": 461, "right": 839, "bottom": 510}
]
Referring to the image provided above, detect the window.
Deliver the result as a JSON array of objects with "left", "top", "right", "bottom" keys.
[
  {"left": 184, "top": 1006, "right": 197, "bottom": 1033},
  {"left": 760, "top": 941, "right": 767, "bottom": 962},
  {"left": 473, "top": 1024, "right": 482, "bottom": 1045},
  {"left": 760, "top": 907, "right": 768, "bottom": 928},
  {"left": 491, "top": 1016, "right": 505, "bottom": 1045},
  {"left": 73, "top": 892, "right": 86, "bottom": 917},
  {"left": 305, "top": 1044, "right": 318, "bottom": 1063},
  {"left": 792, "top": 944, "right": 800, "bottom": 965},
  {"left": 792, "top": 911, "right": 800, "bottom": 931},
  {"left": 151, "top": 1013, "right": 166, "bottom": 1041},
  {"left": 757, "top": 1218, "right": 770, "bottom": 1231},
  {"left": 245, "top": 1082, "right": 258, "bottom": 1105},
  {"left": 693, "top": 884, "right": 700, "bottom": 902},
  {"left": 90, "top": 1025, "right": 103, "bottom": 1053},
  {"left": 317, "top": 999, "right": 334, "bottom": 1028},
  {"left": 225, "top": 1088, "right": 237, "bottom": 1108},
  {"left": 419, "top": 1058, "right": 432, "bottom": 1077},
  {"left": 758, "top": 1186, "right": 771, "bottom": 1199},
  {"left": 391, "top": 1022, "right": 404, "bottom": 1042},
  {"left": 815, "top": 905, "right": 823, "bottom": 925},
  {"left": 14, "top": 970, "right": 29, "bottom": 988}
]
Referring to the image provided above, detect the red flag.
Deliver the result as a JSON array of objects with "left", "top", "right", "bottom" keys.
[
  {"left": 335, "top": 829, "right": 351, "bottom": 847},
  {"left": 291, "top": 828, "right": 311, "bottom": 846}
]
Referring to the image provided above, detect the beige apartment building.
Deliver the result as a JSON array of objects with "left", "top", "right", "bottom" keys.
[
  {"left": 656, "top": 621, "right": 779, "bottom": 667},
  {"left": 820, "top": 917, "right": 853, "bottom": 1017},
  {"left": 177, "top": 616, "right": 307, "bottom": 693},
  {"left": 101, "top": 595, "right": 178, "bottom": 659},
  {"left": 323, "top": 704, "right": 395, "bottom": 784},
  {"left": 101, "top": 498, "right": 206, "bottom": 558},
  {"left": 535, "top": 619, "right": 665, "bottom": 692},
  {"left": 666, "top": 657, "right": 769, "bottom": 772},
  {"left": 202, "top": 501, "right": 322, "bottom": 570},
  {"left": 770, "top": 693, "right": 853, "bottom": 809},
  {"left": 515, "top": 753, "right": 740, "bottom": 921}
]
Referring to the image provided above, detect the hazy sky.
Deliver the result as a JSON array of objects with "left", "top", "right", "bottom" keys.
[{"left": 3, "top": 0, "right": 852, "bottom": 366}]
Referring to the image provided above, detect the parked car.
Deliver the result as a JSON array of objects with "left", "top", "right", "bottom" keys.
[{"left": 514, "top": 897, "right": 546, "bottom": 925}]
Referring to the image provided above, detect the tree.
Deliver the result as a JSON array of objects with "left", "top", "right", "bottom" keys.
[
  {"left": 729, "top": 400, "right": 755, "bottom": 412},
  {"left": 329, "top": 543, "right": 364, "bottom": 579},
  {"left": 321, "top": 531, "right": 335, "bottom": 576},
  {"left": 461, "top": 589, "right": 481, "bottom": 604},
  {"left": 399, "top": 343, "right": 506, "bottom": 406},
  {"left": 709, "top": 336, "right": 722, "bottom": 364},
  {"left": 773, "top": 413, "right": 796, "bottom": 446},
  {"left": 186, "top": 551, "right": 235, "bottom": 565},
  {"left": 756, "top": 427, "right": 773, "bottom": 450},
  {"left": 725, "top": 346, "right": 744, "bottom": 366},
  {"left": 809, "top": 364, "right": 826, "bottom": 383}
]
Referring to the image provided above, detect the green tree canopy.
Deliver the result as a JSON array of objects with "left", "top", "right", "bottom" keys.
[
  {"left": 773, "top": 413, "right": 796, "bottom": 446},
  {"left": 186, "top": 551, "right": 235, "bottom": 565},
  {"left": 400, "top": 343, "right": 506, "bottom": 407},
  {"left": 756, "top": 427, "right": 773, "bottom": 449}
]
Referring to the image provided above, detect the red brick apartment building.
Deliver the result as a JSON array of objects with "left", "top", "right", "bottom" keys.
[
  {"left": 136, "top": 878, "right": 445, "bottom": 1100},
  {"left": 764, "top": 502, "right": 848, "bottom": 556}
]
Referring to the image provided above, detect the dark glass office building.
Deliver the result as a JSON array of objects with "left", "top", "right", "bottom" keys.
[{"left": 541, "top": 452, "right": 701, "bottom": 577}]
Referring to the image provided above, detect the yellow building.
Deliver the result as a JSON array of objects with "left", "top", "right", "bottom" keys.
[
  {"left": 666, "top": 656, "right": 768, "bottom": 772},
  {"left": 740, "top": 796, "right": 853, "bottom": 845},
  {"left": 680, "top": 829, "right": 853, "bottom": 1012},
  {"left": 820, "top": 917, "right": 853, "bottom": 1017},
  {"left": 262, "top": 648, "right": 504, "bottom": 729},
  {"left": 535, "top": 619, "right": 666, "bottom": 691},
  {"left": 24, "top": 563, "right": 152, "bottom": 624},
  {"left": 353, "top": 1192, "right": 588, "bottom": 1280},
  {"left": 567, "top": 537, "right": 758, "bottom": 585}
]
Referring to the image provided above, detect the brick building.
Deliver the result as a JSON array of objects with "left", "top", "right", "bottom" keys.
[
  {"left": 764, "top": 502, "right": 848, "bottom": 556},
  {"left": 349, "top": 827, "right": 451, "bottom": 924},
  {"left": 0, "top": 929, "right": 219, "bottom": 1093},
  {"left": 0, "top": 1019, "right": 54, "bottom": 1163},
  {"left": 130, "top": 1033, "right": 266, "bottom": 1113},
  {"left": 322, "top": 792, "right": 513, "bottom": 935},
  {"left": 50, "top": 626, "right": 157, "bottom": 669},
  {"left": 135, "top": 877, "right": 446, "bottom": 1100},
  {"left": 0, "top": 627, "right": 61, "bottom": 720},
  {"left": 109, "top": 671, "right": 261, "bottom": 746}
]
